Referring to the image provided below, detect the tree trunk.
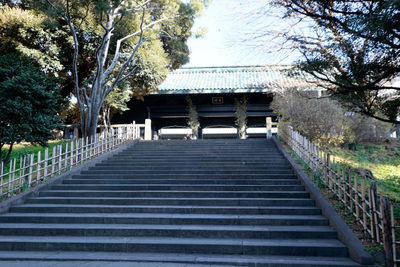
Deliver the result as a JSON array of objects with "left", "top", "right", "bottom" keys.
[
  {"left": 106, "top": 107, "right": 111, "bottom": 130},
  {"left": 396, "top": 123, "right": 400, "bottom": 139},
  {"left": 1, "top": 143, "right": 13, "bottom": 165}
]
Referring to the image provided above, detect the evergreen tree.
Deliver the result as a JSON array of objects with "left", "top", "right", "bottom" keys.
[{"left": 0, "top": 53, "right": 64, "bottom": 164}]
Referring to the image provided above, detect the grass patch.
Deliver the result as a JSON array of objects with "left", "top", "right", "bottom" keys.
[
  {"left": 327, "top": 142, "right": 400, "bottom": 202},
  {"left": 1, "top": 140, "right": 67, "bottom": 174}
]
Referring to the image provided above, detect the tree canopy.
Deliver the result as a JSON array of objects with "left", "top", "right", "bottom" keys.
[
  {"left": 0, "top": 0, "right": 205, "bottom": 137},
  {"left": 0, "top": 53, "right": 64, "bottom": 164},
  {"left": 263, "top": 0, "right": 400, "bottom": 125}
]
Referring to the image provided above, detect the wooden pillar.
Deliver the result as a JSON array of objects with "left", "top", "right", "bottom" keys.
[{"left": 144, "top": 119, "right": 152, "bottom": 140}]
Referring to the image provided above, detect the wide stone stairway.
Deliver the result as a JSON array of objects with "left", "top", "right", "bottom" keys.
[{"left": 0, "top": 139, "right": 372, "bottom": 266}]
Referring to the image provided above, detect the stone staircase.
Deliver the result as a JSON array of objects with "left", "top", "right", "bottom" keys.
[{"left": 0, "top": 139, "right": 373, "bottom": 266}]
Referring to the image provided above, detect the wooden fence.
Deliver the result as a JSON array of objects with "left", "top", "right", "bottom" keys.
[
  {"left": 280, "top": 126, "right": 399, "bottom": 267},
  {"left": 0, "top": 124, "right": 139, "bottom": 201}
]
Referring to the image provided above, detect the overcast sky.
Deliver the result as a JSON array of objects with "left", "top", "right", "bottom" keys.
[{"left": 184, "top": 0, "right": 303, "bottom": 67}]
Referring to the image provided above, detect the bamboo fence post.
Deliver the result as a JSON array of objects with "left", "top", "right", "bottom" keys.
[
  {"left": 95, "top": 134, "right": 98, "bottom": 156},
  {"left": 80, "top": 138, "right": 84, "bottom": 163},
  {"left": 344, "top": 168, "right": 349, "bottom": 209},
  {"left": 90, "top": 135, "right": 92, "bottom": 158},
  {"left": 335, "top": 162, "right": 340, "bottom": 196},
  {"left": 361, "top": 179, "right": 367, "bottom": 230},
  {"left": 11, "top": 158, "right": 16, "bottom": 194},
  {"left": 370, "top": 182, "right": 379, "bottom": 243},
  {"left": 314, "top": 143, "right": 318, "bottom": 171},
  {"left": 93, "top": 135, "right": 97, "bottom": 156},
  {"left": 70, "top": 141, "right": 74, "bottom": 167},
  {"left": 22, "top": 155, "right": 27, "bottom": 185},
  {"left": 347, "top": 168, "right": 353, "bottom": 214},
  {"left": 324, "top": 153, "right": 327, "bottom": 185},
  {"left": 28, "top": 154, "right": 33, "bottom": 187},
  {"left": 37, "top": 151, "right": 41, "bottom": 183},
  {"left": 101, "top": 134, "right": 104, "bottom": 154},
  {"left": 51, "top": 146, "right": 56, "bottom": 175},
  {"left": 85, "top": 136, "right": 89, "bottom": 160},
  {"left": 77, "top": 139, "right": 80, "bottom": 165},
  {"left": 57, "top": 145, "right": 62, "bottom": 174},
  {"left": 390, "top": 205, "right": 397, "bottom": 266},
  {"left": 7, "top": 160, "right": 12, "bottom": 195},
  {"left": 19, "top": 156, "right": 23, "bottom": 184},
  {"left": 380, "top": 197, "right": 394, "bottom": 267},
  {"left": 333, "top": 159, "right": 337, "bottom": 194},
  {"left": 44, "top": 148, "right": 48, "bottom": 178},
  {"left": 65, "top": 142, "right": 69, "bottom": 170},
  {"left": 7, "top": 159, "right": 11, "bottom": 195},
  {"left": 354, "top": 175, "right": 360, "bottom": 221}
]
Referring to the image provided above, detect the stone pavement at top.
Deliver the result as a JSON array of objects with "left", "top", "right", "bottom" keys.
[{"left": 0, "top": 139, "right": 373, "bottom": 266}]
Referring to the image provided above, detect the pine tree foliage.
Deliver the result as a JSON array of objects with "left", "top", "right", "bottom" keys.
[
  {"left": 234, "top": 96, "right": 247, "bottom": 139},
  {"left": 186, "top": 95, "right": 200, "bottom": 137}
]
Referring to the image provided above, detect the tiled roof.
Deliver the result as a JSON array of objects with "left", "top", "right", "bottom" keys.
[{"left": 153, "top": 65, "right": 320, "bottom": 95}]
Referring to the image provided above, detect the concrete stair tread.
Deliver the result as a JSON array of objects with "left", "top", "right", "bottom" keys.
[
  {"left": 0, "top": 235, "right": 346, "bottom": 247},
  {"left": 68, "top": 178, "right": 298, "bottom": 181},
  {"left": 42, "top": 190, "right": 306, "bottom": 193},
  {"left": 13, "top": 204, "right": 319, "bottom": 209},
  {"left": 0, "top": 139, "right": 372, "bottom": 266},
  {"left": 0, "top": 223, "right": 335, "bottom": 232},
  {"left": 10, "top": 204, "right": 321, "bottom": 215},
  {"left": 28, "top": 197, "right": 312, "bottom": 201},
  {"left": 0, "top": 213, "right": 326, "bottom": 219},
  {"left": 0, "top": 251, "right": 372, "bottom": 266},
  {"left": 52, "top": 184, "right": 304, "bottom": 188}
]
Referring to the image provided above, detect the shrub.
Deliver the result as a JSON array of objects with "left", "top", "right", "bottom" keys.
[{"left": 272, "top": 89, "right": 392, "bottom": 147}]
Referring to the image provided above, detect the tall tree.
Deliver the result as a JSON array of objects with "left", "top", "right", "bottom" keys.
[
  {"left": 40, "top": 0, "right": 204, "bottom": 138},
  {"left": 0, "top": 53, "right": 64, "bottom": 164},
  {"left": 0, "top": 1, "right": 205, "bottom": 137},
  {"left": 259, "top": 1, "right": 400, "bottom": 131}
]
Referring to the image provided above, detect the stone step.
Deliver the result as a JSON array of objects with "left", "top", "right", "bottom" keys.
[
  {"left": 0, "top": 213, "right": 328, "bottom": 226},
  {"left": 102, "top": 159, "right": 289, "bottom": 164},
  {"left": 95, "top": 161, "right": 289, "bottom": 170},
  {"left": 24, "top": 197, "right": 315, "bottom": 206},
  {"left": 115, "top": 152, "right": 284, "bottom": 156},
  {"left": 0, "top": 251, "right": 372, "bottom": 266},
  {"left": 0, "top": 139, "right": 370, "bottom": 266},
  {"left": 9, "top": 204, "right": 322, "bottom": 215},
  {"left": 108, "top": 156, "right": 286, "bottom": 160},
  {"left": 50, "top": 184, "right": 306, "bottom": 191},
  {"left": 0, "top": 223, "right": 337, "bottom": 239},
  {"left": 65, "top": 178, "right": 300, "bottom": 185},
  {"left": 39, "top": 190, "right": 309, "bottom": 198},
  {"left": 89, "top": 166, "right": 291, "bottom": 172},
  {"left": 79, "top": 170, "right": 294, "bottom": 175},
  {"left": 73, "top": 174, "right": 297, "bottom": 179},
  {"left": 0, "top": 236, "right": 348, "bottom": 257}
]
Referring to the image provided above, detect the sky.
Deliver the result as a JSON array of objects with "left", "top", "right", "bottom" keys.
[{"left": 184, "top": 0, "right": 303, "bottom": 67}]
